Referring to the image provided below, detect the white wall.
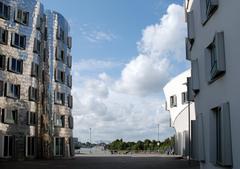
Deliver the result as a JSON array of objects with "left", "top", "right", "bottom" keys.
[
  {"left": 186, "top": 0, "right": 240, "bottom": 168},
  {"left": 163, "top": 69, "right": 196, "bottom": 156}
]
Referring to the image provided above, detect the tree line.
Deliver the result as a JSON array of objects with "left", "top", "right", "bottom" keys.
[{"left": 107, "top": 137, "right": 174, "bottom": 153}]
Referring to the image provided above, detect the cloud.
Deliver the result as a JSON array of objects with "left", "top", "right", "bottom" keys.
[
  {"left": 72, "top": 75, "right": 174, "bottom": 142},
  {"left": 72, "top": 3, "right": 186, "bottom": 142},
  {"left": 115, "top": 4, "right": 186, "bottom": 96},
  {"left": 79, "top": 24, "right": 116, "bottom": 43},
  {"left": 74, "top": 59, "right": 122, "bottom": 72}
]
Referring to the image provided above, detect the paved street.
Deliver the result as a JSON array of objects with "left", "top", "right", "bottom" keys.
[{"left": 0, "top": 156, "right": 199, "bottom": 169}]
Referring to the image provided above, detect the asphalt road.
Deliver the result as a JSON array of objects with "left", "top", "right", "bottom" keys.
[{"left": 0, "top": 156, "right": 200, "bottom": 169}]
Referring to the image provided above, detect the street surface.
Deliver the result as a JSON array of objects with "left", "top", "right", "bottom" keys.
[{"left": 0, "top": 156, "right": 199, "bottom": 169}]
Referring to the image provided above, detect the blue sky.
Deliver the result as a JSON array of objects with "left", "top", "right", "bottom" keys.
[
  {"left": 41, "top": 0, "right": 183, "bottom": 77},
  {"left": 40, "top": 0, "right": 188, "bottom": 142}
]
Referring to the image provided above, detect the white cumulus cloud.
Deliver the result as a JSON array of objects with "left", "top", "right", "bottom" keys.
[{"left": 115, "top": 4, "right": 186, "bottom": 96}]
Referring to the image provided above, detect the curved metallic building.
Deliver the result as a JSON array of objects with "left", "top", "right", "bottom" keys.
[
  {"left": 0, "top": 0, "right": 73, "bottom": 160},
  {"left": 46, "top": 10, "right": 73, "bottom": 159}
]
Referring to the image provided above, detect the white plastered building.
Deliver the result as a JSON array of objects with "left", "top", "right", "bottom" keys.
[
  {"left": 163, "top": 69, "right": 196, "bottom": 156},
  {"left": 185, "top": 0, "right": 240, "bottom": 168}
]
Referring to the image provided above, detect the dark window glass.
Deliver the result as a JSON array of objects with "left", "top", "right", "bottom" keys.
[
  {"left": 0, "top": 2, "right": 10, "bottom": 20},
  {"left": 4, "top": 136, "right": 8, "bottom": 156}
]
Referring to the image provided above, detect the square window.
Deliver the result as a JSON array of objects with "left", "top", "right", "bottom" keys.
[
  {"left": 15, "top": 9, "right": 29, "bottom": 25},
  {"left": 5, "top": 83, "right": 20, "bottom": 99},
  {"left": 11, "top": 33, "right": 26, "bottom": 50},
  {"left": 2, "top": 109, "right": 18, "bottom": 124},
  {"left": 8, "top": 57, "right": 23, "bottom": 74}
]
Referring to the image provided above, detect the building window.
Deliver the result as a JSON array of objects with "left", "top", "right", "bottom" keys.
[
  {"left": 69, "top": 137, "right": 74, "bottom": 156},
  {"left": 14, "top": 9, "right": 29, "bottom": 25},
  {"left": 54, "top": 137, "right": 64, "bottom": 156},
  {"left": 68, "top": 95, "right": 73, "bottom": 108},
  {"left": 206, "top": 32, "right": 225, "bottom": 83},
  {"left": 54, "top": 114, "right": 65, "bottom": 128},
  {"left": 60, "top": 50, "right": 65, "bottom": 62},
  {"left": 181, "top": 92, "right": 187, "bottom": 104},
  {"left": 31, "top": 62, "right": 39, "bottom": 77},
  {"left": 68, "top": 116, "right": 73, "bottom": 129},
  {"left": 55, "top": 69, "right": 65, "bottom": 83},
  {"left": 67, "top": 55, "right": 72, "bottom": 68},
  {"left": 27, "top": 112, "right": 37, "bottom": 125},
  {"left": 5, "top": 83, "right": 20, "bottom": 99},
  {"left": 55, "top": 47, "right": 65, "bottom": 62},
  {"left": 29, "top": 87, "right": 38, "bottom": 102},
  {"left": 25, "top": 136, "right": 35, "bottom": 157},
  {"left": 0, "top": 135, "right": 14, "bottom": 158},
  {"left": 36, "top": 15, "right": 45, "bottom": 32},
  {"left": 1, "top": 109, "right": 18, "bottom": 124},
  {"left": 0, "top": 80, "right": 4, "bottom": 96},
  {"left": 67, "top": 75, "right": 72, "bottom": 88},
  {"left": 11, "top": 33, "right": 26, "bottom": 50},
  {"left": 43, "top": 48, "right": 48, "bottom": 62},
  {"left": 67, "top": 36, "right": 72, "bottom": 49},
  {"left": 54, "top": 91, "right": 65, "bottom": 105},
  {"left": 170, "top": 95, "right": 177, "bottom": 108},
  {"left": 0, "top": 2, "right": 10, "bottom": 20},
  {"left": 0, "top": 27, "right": 8, "bottom": 45},
  {"left": 33, "top": 38, "right": 41, "bottom": 54},
  {"left": 0, "top": 54, "right": 6, "bottom": 70},
  {"left": 211, "top": 103, "right": 232, "bottom": 167},
  {"left": 57, "top": 26, "right": 65, "bottom": 42},
  {"left": 200, "top": 0, "right": 218, "bottom": 24},
  {"left": 7, "top": 57, "right": 23, "bottom": 74}
]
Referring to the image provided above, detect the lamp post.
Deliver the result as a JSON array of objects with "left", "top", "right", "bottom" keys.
[{"left": 89, "top": 128, "right": 92, "bottom": 154}]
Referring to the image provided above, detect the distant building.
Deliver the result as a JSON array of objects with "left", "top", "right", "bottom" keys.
[
  {"left": 0, "top": 0, "right": 73, "bottom": 160},
  {"left": 185, "top": 0, "right": 239, "bottom": 168},
  {"left": 163, "top": 69, "right": 196, "bottom": 156}
]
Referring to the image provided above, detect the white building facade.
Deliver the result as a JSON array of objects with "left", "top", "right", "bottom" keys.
[
  {"left": 163, "top": 69, "right": 196, "bottom": 156},
  {"left": 185, "top": 0, "right": 240, "bottom": 168}
]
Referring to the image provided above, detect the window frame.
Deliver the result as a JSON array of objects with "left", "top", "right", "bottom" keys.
[
  {"left": 25, "top": 136, "right": 36, "bottom": 157},
  {"left": 0, "top": 2, "right": 10, "bottom": 20},
  {"left": 1, "top": 135, "right": 14, "bottom": 158},
  {"left": 27, "top": 111, "right": 37, "bottom": 126},
  {"left": 0, "top": 27, "right": 8, "bottom": 45},
  {"left": 201, "top": 0, "right": 218, "bottom": 25},
  {"left": 54, "top": 91, "right": 65, "bottom": 105},
  {"left": 29, "top": 86, "right": 38, "bottom": 102},
  {"left": 54, "top": 137, "right": 64, "bottom": 156},
  {"left": 11, "top": 33, "right": 26, "bottom": 50},
  {"left": 54, "top": 114, "right": 65, "bottom": 128},
  {"left": 7, "top": 57, "right": 23, "bottom": 74},
  {"left": 206, "top": 32, "right": 225, "bottom": 84},
  {"left": 5, "top": 82, "right": 20, "bottom": 99},
  {"left": 0, "top": 54, "right": 6, "bottom": 70},
  {"left": 2, "top": 109, "right": 18, "bottom": 124},
  {"left": 170, "top": 95, "right": 177, "bottom": 108},
  {"left": 14, "top": 8, "right": 29, "bottom": 26}
]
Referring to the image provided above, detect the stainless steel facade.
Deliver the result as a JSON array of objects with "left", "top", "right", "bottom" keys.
[{"left": 0, "top": 0, "right": 73, "bottom": 160}]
